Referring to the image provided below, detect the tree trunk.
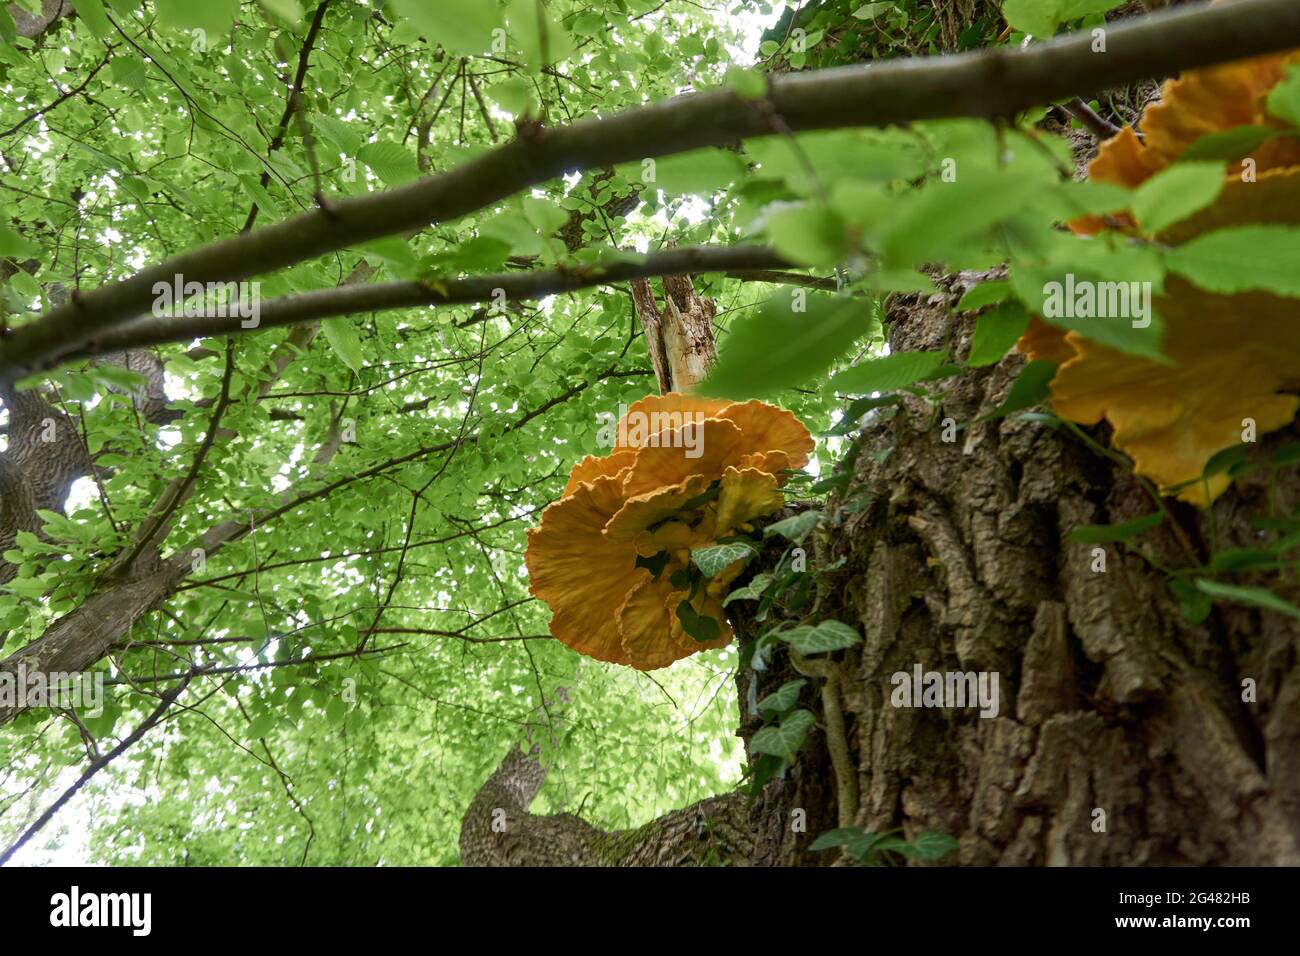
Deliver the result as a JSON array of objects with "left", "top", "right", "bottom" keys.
[{"left": 461, "top": 272, "right": 1300, "bottom": 866}]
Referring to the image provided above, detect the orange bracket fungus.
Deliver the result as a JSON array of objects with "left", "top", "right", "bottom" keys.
[
  {"left": 1019, "top": 48, "right": 1300, "bottom": 505},
  {"left": 525, "top": 393, "right": 814, "bottom": 670}
]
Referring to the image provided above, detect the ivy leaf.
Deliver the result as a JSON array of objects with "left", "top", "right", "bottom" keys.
[
  {"left": 676, "top": 600, "right": 722, "bottom": 643},
  {"left": 909, "top": 831, "right": 959, "bottom": 861},
  {"left": 1170, "top": 579, "right": 1213, "bottom": 625},
  {"left": 757, "top": 678, "right": 807, "bottom": 714},
  {"left": 764, "top": 510, "right": 822, "bottom": 544},
  {"left": 691, "top": 542, "right": 756, "bottom": 578},
  {"left": 749, "top": 708, "right": 815, "bottom": 761},
  {"left": 1195, "top": 578, "right": 1300, "bottom": 620},
  {"left": 809, "top": 826, "right": 882, "bottom": 860},
  {"left": 1208, "top": 548, "right": 1277, "bottom": 573},
  {"left": 777, "top": 620, "right": 861, "bottom": 654},
  {"left": 724, "top": 572, "right": 773, "bottom": 606},
  {"left": 1066, "top": 512, "right": 1164, "bottom": 544}
]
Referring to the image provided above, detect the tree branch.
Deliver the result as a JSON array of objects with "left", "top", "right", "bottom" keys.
[
  {"left": 60, "top": 245, "right": 791, "bottom": 357},
  {"left": 3, "top": 0, "right": 1297, "bottom": 380}
]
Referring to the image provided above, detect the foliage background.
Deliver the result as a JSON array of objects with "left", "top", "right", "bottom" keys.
[{"left": 3, "top": 0, "right": 1298, "bottom": 865}]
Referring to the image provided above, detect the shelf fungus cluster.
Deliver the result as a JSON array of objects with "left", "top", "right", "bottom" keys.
[
  {"left": 525, "top": 393, "right": 814, "bottom": 670},
  {"left": 1019, "top": 48, "right": 1300, "bottom": 505}
]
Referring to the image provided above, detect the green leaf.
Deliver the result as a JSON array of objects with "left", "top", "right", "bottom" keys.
[
  {"left": 691, "top": 542, "right": 756, "bottom": 578},
  {"left": 765, "top": 204, "right": 847, "bottom": 268},
  {"left": 851, "top": 3, "right": 894, "bottom": 20},
  {"left": 777, "top": 620, "right": 861, "bottom": 654},
  {"left": 1002, "top": 0, "right": 1120, "bottom": 36},
  {"left": 981, "top": 359, "right": 1057, "bottom": 420},
  {"left": 72, "top": 0, "right": 112, "bottom": 38},
  {"left": 1267, "top": 65, "right": 1300, "bottom": 129},
  {"left": 702, "top": 293, "right": 871, "bottom": 400},
  {"left": 1195, "top": 578, "right": 1300, "bottom": 621},
  {"left": 749, "top": 708, "right": 815, "bottom": 761},
  {"left": 257, "top": 0, "right": 303, "bottom": 23},
  {"left": 829, "top": 349, "right": 945, "bottom": 393},
  {"left": 881, "top": 172, "right": 1016, "bottom": 268},
  {"left": 0, "top": 221, "right": 35, "bottom": 257},
  {"left": 312, "top": 113, "right": 362, "bottom": 155},
  {"left": 1130, "top": 162, "right": 1225, "bottom": 234},
  {"left": 391, "top": 0, "right": 499, "bottom": 54},
  {"left": 966, "top": 301, "right": 1029, "bottom": 367},
  {"left": 1170, "top": 579, "right": 1213, "bottom": 625},
  {"left": 1178, "top": 125, "right": 1285, "bottom": 162},
  {"left": 724, "top": 67, "right": 766, "bottom": 99},
  {"left": 325, "top": 697, "right": 348, "bottom": 725},
  {"left": 247, "top": 713, "right": 275, "bottom": 738},
  {"left": 1066, "top": 511, "right": 1163, "bottom": 544},
  {"left": 490, "top": 78, "right": 535, "bottom": 116},
  {"left": 909, "top": 831, "right": 959, "bottom": 860},
  {"left": 809, "top": 826, "right": 884, "bottom": 861},
  {"left": 154, "top": 0, "right": 239, "bottom": 33},
  {"left": 1001, "top": 0, "right": 1061, "bottom": 36},
  {"left": 764, "top": 510, "right": 822, "bottom": 544},
  {"left": 650, "top": 149, "right": 745, "bottom": 195},
  {"left": 357, "top": 141, "right": 419, "bottom": 186},
  {"left": 1165, "top": 226, "right": 1300, "bottom": 298},
  {"left": 522, "top": 195, "right": 568, "bottom": 235},
  {"left": 505, "top": 0, "right": 574, "bottom": 70},
  {"left": 1208, "top": 548, "right": 1278, "bottom": 573},
  {"left": 956, "top": 280, "right": 1010, "bottom": 312},
  {"left": 757, "top": 679, "right": 806, "bottom": 715},
  {"left": 322, "top": 319, "right": 365, "bottom": 372},
  {"left": 723, "top": 572, "right": 773, "bottom": 606},
  {"left": 676, "top": 600, "right": 722, "bottom": 643}
]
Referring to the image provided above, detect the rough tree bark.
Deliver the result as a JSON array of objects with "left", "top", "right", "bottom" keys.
[
  {"left": 460, "top": 276, "right": 1300, "bottom": 866},
  {"left": 629, "top": 272, "right": 718, "bottom": 394}
]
